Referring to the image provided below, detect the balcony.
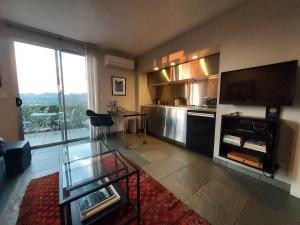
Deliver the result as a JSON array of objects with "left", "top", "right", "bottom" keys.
[{"left": 22, "top": 104, "right": 90, "bottom": 147}]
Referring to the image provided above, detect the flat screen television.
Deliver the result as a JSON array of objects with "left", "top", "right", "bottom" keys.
[{"left": 219, "top": 60, "right": 298, "bottom": 106}]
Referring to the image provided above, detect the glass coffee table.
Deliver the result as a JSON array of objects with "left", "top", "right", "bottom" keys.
[{"left": 59, "top": 141, "right": 140, "bottom": 225}]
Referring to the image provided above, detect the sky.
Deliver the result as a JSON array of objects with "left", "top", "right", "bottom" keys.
[{"left": 14, "top": 41, "right": 87, "bottom": 95}]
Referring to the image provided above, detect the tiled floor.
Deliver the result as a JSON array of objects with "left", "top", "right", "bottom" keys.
[{"left": 1, "top": 133, "right": 300, "bottom": 225}]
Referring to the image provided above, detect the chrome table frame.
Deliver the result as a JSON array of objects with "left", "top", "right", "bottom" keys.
[
  {"left": 59, "top": 141, "right": 141, "bottom": 225},
  {"left": 109, "top": 110, "right": 147, "bottom": 148}
]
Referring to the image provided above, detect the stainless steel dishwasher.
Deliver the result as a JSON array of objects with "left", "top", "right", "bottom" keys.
[{"left": 186, "top": 110, "right": 216, "bottom": 158}]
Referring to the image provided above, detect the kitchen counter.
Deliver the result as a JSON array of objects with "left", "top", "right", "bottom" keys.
[
  {"left": 142, "top": 104, "right": 216, "bottom": 112},
  {"left": 141, "top": 104, "right": 216, "bottom": 145}
]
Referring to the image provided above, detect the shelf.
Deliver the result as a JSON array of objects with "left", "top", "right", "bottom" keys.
[
  {"left": 222, "top": 114, "right": 279, "bottom": 124},
  {"left": 222, "top": 142, "right": 267, "bottom": 155},
  {"left": 70, "top": 183, "right": 127, "bottom": 225},
  {"left": 71, "top": 198, "right": 138, "bottom": 225},
  {"left": 219, "top": 154, "right": 264, "bottom": 171},
  {"left": 223, "top": 129, "right": 269, "bottom": 140}
]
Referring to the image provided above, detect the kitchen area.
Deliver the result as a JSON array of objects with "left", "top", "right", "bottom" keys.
[{"left": 141, "top": 53, "right": 219, "bottom": 158}]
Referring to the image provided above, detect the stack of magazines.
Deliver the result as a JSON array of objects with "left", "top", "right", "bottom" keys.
[
  {"left": 223, "top": 134, "right": 242, "bottom": 146},
  {"left": 244, "top": 140, "right": 267, "bottom": 153},
  {"left": 77, "top": 177, "right": 120, "bottom": 221}
]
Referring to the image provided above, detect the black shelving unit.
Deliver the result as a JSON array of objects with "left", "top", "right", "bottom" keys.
[{"left": 219, "top": 114, "right": 280, "bottom": 175}]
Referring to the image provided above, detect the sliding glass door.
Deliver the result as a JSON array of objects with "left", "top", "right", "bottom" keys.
[
  {"left": 60, "top": 51, "right": 89, "bottom": 141},
  {"left": 14, "top": 41, "right": 89, "bottom": 147}
]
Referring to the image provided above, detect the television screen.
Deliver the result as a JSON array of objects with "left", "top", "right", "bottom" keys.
[{"left": 219, "top": 60, "right": 297, "bottom": 106}]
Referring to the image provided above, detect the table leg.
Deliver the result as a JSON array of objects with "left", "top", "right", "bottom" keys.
[
  {"left": 41, "top": 117, "right": 46, "bottom": 130},
  {"left": 126, "top": 169, "right": 129, "bottom": 203},
  {"left": 143, "top": 116, "right": 147, "bottom": 137},
  {"left": 123, "top": 117, "right": 127, "bottom": 147},
  {"left": 35, "top": 117, "right": 45, "bottom": 134},
  {"left": 60, "top": 203, "right": 72, "bottom": 225},
  {"left": 45, "top": 116, "right": 54, "bottom": 132},
  {"left": 136, "top": 171, "right": 140, "bottom": 225},
  {"left": 66, "top": 203, "right": 72, "bottom": 225},
  {"left": 142, "top": 116, "right": 147, "bottom": 144},
  {"left": 60, "top": 204, "right": 65, "bottom": 225},
  {"left": 42, "top": 131, "right": 48, "bottom": 144}
]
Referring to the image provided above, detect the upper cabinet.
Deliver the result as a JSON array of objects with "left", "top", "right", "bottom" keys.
[
  {"left": 147, "top": 54, "right": 220, "bottom": 86},
  {"left": 173, "top": 54, "right": 219, "bottom": 82},
  {"left": 147, "top": 67, "right": 172, "bottom": 86}
]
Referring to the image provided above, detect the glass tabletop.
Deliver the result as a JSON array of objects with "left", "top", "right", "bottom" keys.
[
  {"left": 60, "top": 142, "right": 111, "bottom": 163},
  {"left": 59, "top": 141, "right": 138, "bottom": 204}
]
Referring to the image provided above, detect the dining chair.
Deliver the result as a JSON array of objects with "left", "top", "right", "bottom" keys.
[
  {"left": 86, "top": 110, "right": 114, "bottom": 142},
  {"left": 56, "top": 108, "right": 76, "bottom": 131},
  {"left": 22, "top": 116, "right": 32, "bottom": 135}
]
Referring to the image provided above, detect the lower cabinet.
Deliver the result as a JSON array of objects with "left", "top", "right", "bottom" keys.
[
  {"left": 174, "top": 108, "right": 187, "bottom": 144},
  {"left": 141, "top": 106, "right": 187, "bottom": 144}
]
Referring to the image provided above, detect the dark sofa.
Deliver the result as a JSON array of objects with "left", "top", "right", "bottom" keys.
[
  {"left": 0, "top": 138, "right": 31, "bottom": 175},
  {"left": 0, "top": 137, "right": 5, "bottom": 158}
]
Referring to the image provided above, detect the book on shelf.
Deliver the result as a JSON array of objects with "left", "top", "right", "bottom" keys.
[
  {"left": 243, "top": 140, "right": 266, "bottom": 153},
  {"left": 77, "top": 177, "right": 121, "bottom": 221},
  {"left": 223, "top": 134, "right": 242, "bottom": 146}
]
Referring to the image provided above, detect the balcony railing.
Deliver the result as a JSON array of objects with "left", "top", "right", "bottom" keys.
[{"left": 22, "top": 104, "right": 89, "bottom": 146}]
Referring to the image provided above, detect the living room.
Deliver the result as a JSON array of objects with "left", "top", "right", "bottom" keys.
[{"left": 1, "top": 0, "right": 300, "bottom": 225}]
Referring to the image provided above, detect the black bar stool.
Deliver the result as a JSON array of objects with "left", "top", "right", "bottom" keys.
[{"left": 86, "top": 110, "right": 114, "bottom": 142}]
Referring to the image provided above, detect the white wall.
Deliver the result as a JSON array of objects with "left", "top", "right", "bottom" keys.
[
  {"left": 0, "top": 23, "right": 20, "bottom": 142},
  {"left": 136, "top": 72, "right": 152, "bottom": 111},
  {"left": 96, "top": 50, "right": 136, "bottom": 131},
  {"left": 137, "top": 0, "right": 300, "bottom": 198}
]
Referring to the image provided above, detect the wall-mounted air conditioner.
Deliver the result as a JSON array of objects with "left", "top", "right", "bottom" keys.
[{"left": 104, "top": 55, "right": 135, "bottom": 70}]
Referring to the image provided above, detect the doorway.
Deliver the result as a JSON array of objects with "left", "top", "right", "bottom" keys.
[{"left": 14, "top": 41, "right": 89, "bottom": 147}]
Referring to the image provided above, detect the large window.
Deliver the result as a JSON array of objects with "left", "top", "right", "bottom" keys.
[{"left": 14, "top": 42, "right": 89, "bottom": 147}]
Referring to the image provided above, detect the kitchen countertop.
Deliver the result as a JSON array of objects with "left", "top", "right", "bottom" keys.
[{"left": 142, "top": 104, "right": 216, "bottom": 112}]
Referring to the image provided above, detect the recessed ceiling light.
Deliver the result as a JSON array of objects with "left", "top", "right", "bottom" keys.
[
  {"left": 154, "top": 67, "right": 159, "bottom": 71},
  {"left": 170, "top": 62, "right": 175, "bottom": 66},
  {"left": 192, "top": 55, "right": 198, "bottom": 59}
]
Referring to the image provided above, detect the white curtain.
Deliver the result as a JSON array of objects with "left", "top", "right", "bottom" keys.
[{"left": 85, "top": 45, "right": 100, "bottom": 139}]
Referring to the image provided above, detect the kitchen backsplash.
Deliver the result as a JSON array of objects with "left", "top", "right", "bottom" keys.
[{"left": 153, "top": 78, "right": 218, "bottom": 106}]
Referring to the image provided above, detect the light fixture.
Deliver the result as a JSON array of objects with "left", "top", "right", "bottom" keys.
[
  {"left": 162, "top": 69, "right": 170, "bottom": 82},
  {"left": 192, "top": 55, "right": 198, "bottom": 60},
  {"left": 199, "top": 58, "right": 209, "bottom": 76},
  {"left": 153, "top": 59, "right": 159, "bottom": 71},
  {"left": 170, "top": 62, "right": 175, "bottom": 66},
  {"left": 178, "top": 64, "right": 184, "bottom": 80}
]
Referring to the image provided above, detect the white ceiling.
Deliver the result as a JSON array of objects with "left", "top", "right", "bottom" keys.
[{"left": 0, "top": 0, "right": 245, "bottom": 56}]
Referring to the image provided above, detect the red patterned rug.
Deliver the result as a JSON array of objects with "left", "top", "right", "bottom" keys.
[{"left": 16, "top": 163, "right": 210, "bottom": 225}]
